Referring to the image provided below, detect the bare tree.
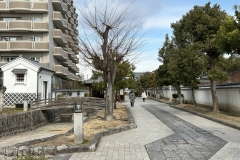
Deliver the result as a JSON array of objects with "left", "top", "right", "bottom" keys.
[{"left": 77, "top": 1, "right": 144, "bottom": 120}]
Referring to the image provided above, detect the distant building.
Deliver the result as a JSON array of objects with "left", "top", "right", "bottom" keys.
[
  {"left": 133, "top": 72, "right": 145, "bottom": 81},
  {"left": 0, "top": 0, "right": 82, "bottom": 106}
]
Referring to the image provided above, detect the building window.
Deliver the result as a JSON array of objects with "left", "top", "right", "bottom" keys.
[
  {"left": 31, "top": 36, "right": 41, "bottom": 41},
  {"left": 3, "top": 18, "right": 17, "bottom": 21},
  {"left": 30, "top": 17, "right": 41, "bottom": 21},
  {"left": 29, "top": 57, "right": 41, "bottom": 62},
  {"left": 2, "top": 57, "right": 16, "bottom": 62},
  {"left": 16, "top": 74, "right": 24, "bottom": 82}
]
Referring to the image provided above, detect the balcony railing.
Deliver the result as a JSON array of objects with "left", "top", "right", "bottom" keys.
[
  {"left": 53, "top": 47, "right": 68, "bottom": 61},
  {"left": 0, "top": 1, "right": 48, "bottom": 13},
  {"left": 67, "top": 0, "right": 72, "bottom": 5},
  {"left": 0, "top": 41, "right": 49, "bottom": 52},
  {"left": 0, "top": 20, "right": 48, "bottom": 32},
  {"left": 53, "top": 11, "right": 68, "bottom": 30},
  {"left": 52, "top": 0, "right": 67, "bottom": 14},
  {"left": 70, "top": 6, "right": 75, "bottom": 13},
  {"left": 53, "top": 29, "right": 67, "bottom": 45},
  {"left": 73, "top": 13, "right": 78, "bottom": 19},
  {"left": 55, "top": 65, "right": 68, "bottom": 77},
  {"left": 69, "top": 18, "right": 74, "bottom": 24}
]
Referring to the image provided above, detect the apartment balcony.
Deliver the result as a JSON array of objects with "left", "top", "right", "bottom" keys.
[
  {"left": 69, "top": 29, "right": 74, "bottom": 36},
  {"left": 67, "top": 11, "right": 71, "bottom": 17},
  {"left": 0, "top": 41, "right": 49, "bottom": 52},
  {"left": 64, "top": 67, "right": 69, "bottom": 76},
  {"left": 67, "top": 23, "right": 72, "bottom": 30},
  {"left": 0, "top": 20, "right": 48, "bottom": 32},
  {"left": 72, "top": 45, "right": 79, "bottom": 53},
  {"left": 0, "top": 1, "right": 48, "bottom": 13},
  {"left": 62, "top": 59, "right": 69, "bottom": 67},
  {"left": 70, "top": 6, "right": 75, "bottom": 13},
  {"left": 52, "top": 0, "right": 67, "bottom": 14},
  {"left": 75, "top": 19, "right": 78, "bottom": 25},
  {"left": 67, "top": 0, "right": 72, "bottom": 5},
  {"left": 53, "top": 11, "right": 68, "bottom": 30},
  {"left": 67, "top": 72, "right": 80, "bottom": 81},
  {"left": 75, "top": 30, "right": 78, "bottom": 35},
  {"left": 73, "top": 24, "right": 77, "bottom": 30},
  {"left": 55, "top": 65, "right": 68, "bottom": 77},
  {"left": 68, "top": 48, "right": 73, "bottom": 55},
  {"left": 69, "top": 18, "right": 74, "bottom": 24},
  {"left": 53, "top": 29, "right": 67, "bottom": 45},
  {"left": 53, "top": 47, "right": 68, "bottom": 61},
  {"left": 72, "top": 55, "right": 79, "bottom": 64},
  {"left": 67, "top": 36, "right": 73, "bottom": 44},
  {"left": 73, "top": 13, "right": 78, "bottom": 19},
  {"left": 68, "top": 72, "right": 74, "bottom": 80}
]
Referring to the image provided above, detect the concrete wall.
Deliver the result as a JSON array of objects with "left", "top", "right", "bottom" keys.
[
  {"left": 149, "top": 84, "right": 240, "bottom": 113},
  {"left": 0, "top": 108, "right": 73, "bottom": 138}
]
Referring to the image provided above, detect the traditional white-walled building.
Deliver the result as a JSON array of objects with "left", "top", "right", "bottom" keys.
[{"left": 1, "top": 55, "right": 54, "bottom": 107}]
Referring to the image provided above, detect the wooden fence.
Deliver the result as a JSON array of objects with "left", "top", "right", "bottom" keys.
[{"left": 30, "top": 97, "right": 105, "bottom": 110}]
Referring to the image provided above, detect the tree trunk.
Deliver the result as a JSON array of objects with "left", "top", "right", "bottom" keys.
[
  {"left": 176, "top": 85, "right": 182, "bottom": 104},
  {"left": 0, "top": 90, "right": 3, "bottom": 112},
  {"left": 210, "top": 79, "right": 219, "bottom": 112},
  {"left": 160, "top": 87, "right": 164, "bottom": 99},
  {"left": 191, "top": 87, "right": 197, "bottom": 106},
  {"left": 104, "top": 72, "right": 114, "bottom": 121},
  {"left": 114, "top": 90, "right": 117, "bottom": 109}
]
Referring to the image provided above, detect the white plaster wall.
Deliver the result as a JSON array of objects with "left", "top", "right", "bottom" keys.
[
  {"left": 3, "top": 63, "right": 38, "bottom": 93},
  {"left": 156, "top": 87, "right": 240, "bottom": 113},
  {"left": 38, "top": 70, "right": 53, "bottom": 99}
]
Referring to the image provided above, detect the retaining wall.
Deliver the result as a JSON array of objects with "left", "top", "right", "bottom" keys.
[{"left": 0, "top": 108, "right": 73, "bottom": 138}]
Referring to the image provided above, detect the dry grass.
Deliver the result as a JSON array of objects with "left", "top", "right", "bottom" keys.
[
  {"left": 160, "top": 98, "right": 240, "bottom": 126},
  {"left": 0, "top": 108, "right": 24, "bottom": 116},
  {"left": 30, "top": 104, "right": 129, "bottom": 147}
]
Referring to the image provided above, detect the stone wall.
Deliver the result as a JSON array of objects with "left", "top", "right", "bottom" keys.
[{"left": 0, "top": 108, "right": 73, "bottom": 138}]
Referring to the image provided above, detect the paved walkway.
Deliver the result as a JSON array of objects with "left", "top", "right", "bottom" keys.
[{"left": 58, "top": 97, "right": 240, "bottom": 160}]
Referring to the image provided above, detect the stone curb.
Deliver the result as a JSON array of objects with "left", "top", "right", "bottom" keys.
[
  {"left": 0, "top": 107, "right": 137, "bottom": 158},
  {"left": 150, "top": 97, "right": 240, "bottom": 131}
]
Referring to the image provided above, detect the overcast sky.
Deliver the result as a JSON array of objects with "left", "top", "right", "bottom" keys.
[{"left": 75, "top": 0, "right": 239, "bottom": 79}]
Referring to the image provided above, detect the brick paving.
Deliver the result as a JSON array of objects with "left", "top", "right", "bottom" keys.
[{"left": 144, "top": 105, "right": 227, "bottom": 160}]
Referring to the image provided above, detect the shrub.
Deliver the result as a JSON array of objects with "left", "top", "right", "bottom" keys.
[
  {"left": 77, "top": 90, "right": 80, "bottom": 96},
  {"left": 172, "top": 93, "right": 184, "bottom": 99},
  {"left": 67, "top": 91, "right": 72, "bottom": 96},
  {"left": 84, "top": 92, "right": 89, "bottom": 97},
  {"left": 57, "top": 92, "right": 66, "bottom": 98}
]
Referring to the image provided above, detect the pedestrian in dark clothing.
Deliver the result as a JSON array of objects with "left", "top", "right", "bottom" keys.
[{"left": 129, "top": 90, "right": 135, "bottom": 107}]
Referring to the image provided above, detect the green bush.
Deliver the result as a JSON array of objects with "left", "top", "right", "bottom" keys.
[
  {"left": 57, "top": 92, "right": 66, "bottom": 98},
  {"left": 172, "top": 93, "right": 184, "bottom": 99},
  {"left": 84, "top": 92, "right": 89, "bottom": 97},
  {"left": 67, "top": 91, "right": 72, "bottom": 96}
]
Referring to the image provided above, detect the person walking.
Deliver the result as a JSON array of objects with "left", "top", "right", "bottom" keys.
[
  {"left": 141, "top": 91, "right": 147, "bottom": 102},
  {"left": 129, "top": 90, "right": 135, "bottom": 107}
]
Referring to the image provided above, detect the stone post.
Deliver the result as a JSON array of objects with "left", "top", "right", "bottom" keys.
[
  {"left": 169, "top": 85, "right": 172, "bottom": 102},
  {"left": 74, "top": 102, "right": 84, "bottom": 144},
  {"left": 23, "top": 97, "right": 28, "bottom": 111}
]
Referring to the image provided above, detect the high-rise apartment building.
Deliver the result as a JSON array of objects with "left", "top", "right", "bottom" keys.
[{"left": 0, "top": 0, "right": 80, "bottom": 90}]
